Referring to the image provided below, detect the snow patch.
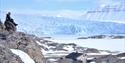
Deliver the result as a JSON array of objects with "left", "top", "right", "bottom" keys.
[
  {"left": 36, "top": 41, "right": 49, "bottom": 49},
  {"left": 63, "top": 45, "right": 74, "bottom": 51},
  {"left": 36, "top": 41, "right": 43, "bottom": 46},
  {"left": 90, "top": 62, "right": 96, "bottom": 63},
  {"left": 87, "top": 53, "right": 110, "bottom": 55},
  {"left": 41, "top": 48, "right": 47, "bottom": 55},
  {"left": 10, "top": 49, "right": 35, "bottom": 63},
  {"left": 118, "top": 57, "right": 125, "bottom": 59},
  {"left": 99, "top": 51, "right": 110, "bottom": 54}
]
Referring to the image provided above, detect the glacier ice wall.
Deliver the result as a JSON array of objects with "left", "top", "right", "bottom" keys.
[{"left": 12, "top": 15, "right": 125, "bottom": 36}]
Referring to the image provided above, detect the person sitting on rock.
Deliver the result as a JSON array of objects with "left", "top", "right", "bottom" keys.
[
  {"left": 5, "top": 12, "right": 18, "bottom": 26},
  {"left": 4, "top": 12, "right": 17, "bottom": 32}
]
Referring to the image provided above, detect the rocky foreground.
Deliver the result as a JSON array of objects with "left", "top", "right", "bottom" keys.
[{"left": 0, "top": 25, "right": 46, "bottom": 63}]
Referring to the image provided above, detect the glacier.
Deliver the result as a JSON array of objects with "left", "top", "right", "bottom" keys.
[
  {"left": 14, "top": 15, "right": 125, "bottom": 37},
  {"left": 0, "top": 12, "right": 125, "bottom": 37}
]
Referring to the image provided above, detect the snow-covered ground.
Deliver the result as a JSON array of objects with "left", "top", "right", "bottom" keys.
[
  {"left": 118, "top": 57, "right": 125, "bottom": 59},
  {"left": 35, "top": 38, "right": 124, "bottom": 59},
  {"left": 48, "top": 39, "right": 125, "bottom": 52},
  {"left": 10, "top": 49, "right": 35, "bottom": 63}
]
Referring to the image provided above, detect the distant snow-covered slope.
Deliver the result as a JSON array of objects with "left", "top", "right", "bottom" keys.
[{"left": 82, "top": 4, "right": 125, "bottom": 23}]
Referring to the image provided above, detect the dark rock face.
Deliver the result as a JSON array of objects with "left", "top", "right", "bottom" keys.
[
  {"left": 0, "top": 21, "right": 5, "bottom": 31},
  {"left": 94, "top": 55, "right": 124, "bottom": 63},
  {"left": 0, "top": 31, "right": 46, "bottom": 63},
  {"left": 85, "top": 48, "right": 99, "bottom": 53},
  {"left": 117, "top": 53, "right": 125, "bottom": 57},
  {"left": 77, "top": 35, "right": 125, "bottom": 39}
]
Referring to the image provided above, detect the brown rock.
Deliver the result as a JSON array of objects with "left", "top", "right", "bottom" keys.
[
  {"left": 0, "top": 45, "right": 23, "bottom": 63},
  {"left": 4, "top": 32, "right": 46, "bottom": 63}
]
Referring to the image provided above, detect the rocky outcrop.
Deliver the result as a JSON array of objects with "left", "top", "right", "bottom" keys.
[
  {"left": 0, "top": 21, "right": 5, "bottom": 31},
  {"left": 4, "top": 21, "right": 16, "bottom": 33},
  {"left": 6, "top": 32, "right": 45, "bottom": 63},
  {"left": 85, "top": 48, "right": 99, "bottom": 53},
  {"left": 0, "top": 24, "right": 46, "bottom": 63}
]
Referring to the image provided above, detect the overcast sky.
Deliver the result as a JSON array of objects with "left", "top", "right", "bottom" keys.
[{"left": 0, "top": 0, "right": 124, "bottom": 11}]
